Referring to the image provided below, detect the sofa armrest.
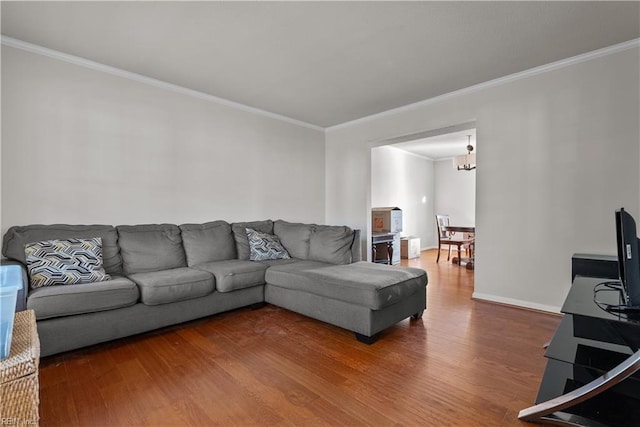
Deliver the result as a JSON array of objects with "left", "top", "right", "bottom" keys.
[
  {"left": 351, "top": 229, "right": 362, "bottom": 263},
  {"left": 1, "top": 259, "right": 28, "bottom": 312}
]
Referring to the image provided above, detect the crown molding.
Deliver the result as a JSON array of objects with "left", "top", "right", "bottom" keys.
[
  {"left": 327, "top": 38, "right": 640, "bottom": 132},
  {"left": 1, "top": 36, "right": 325, "bottom": 133},
  {"left": 4, "top": 35, "right": 637, "bottom": 134}
]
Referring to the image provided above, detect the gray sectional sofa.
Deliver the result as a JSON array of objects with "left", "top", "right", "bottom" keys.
[{"left": 2, "top": 220, "right": 427, "bottom": 356}]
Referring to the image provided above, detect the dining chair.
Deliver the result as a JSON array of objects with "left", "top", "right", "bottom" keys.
[
  {"left": 435, "top": 214, "right": 474, "bottom": 263},
  {"left": 463, "top": 232, "right": 475, "bottom": 258}
]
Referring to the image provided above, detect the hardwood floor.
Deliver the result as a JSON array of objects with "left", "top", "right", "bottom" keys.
[{"left": 39, "top": 249, "right": 561, "bottom": 426}]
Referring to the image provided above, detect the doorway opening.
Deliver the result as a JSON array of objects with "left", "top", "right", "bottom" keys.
[{"left": 370, "top": 124, "right": 477, "bottom": 281}]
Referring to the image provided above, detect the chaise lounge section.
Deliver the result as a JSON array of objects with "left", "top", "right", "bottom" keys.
[
  {"left": 266, "top": 261, "right": 426, "bottom": 343},
  {"left": 2, "top": 219, "right": 427, "bottom": 356}
]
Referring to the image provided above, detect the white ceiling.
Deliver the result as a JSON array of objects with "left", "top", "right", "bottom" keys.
[{"left": 1, "top": 1, "right": 639, "bottom": 128}]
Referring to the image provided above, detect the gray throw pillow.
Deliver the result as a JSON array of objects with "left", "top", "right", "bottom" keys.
[
  {"left": 232, "top": 220, "right": 274, "bottom": 260},
  {"left": 25, "top": 238, "right": 111, "bottom": 288},
  {"left": 246, "top": 228, "right": 290, "bottom": 261}
]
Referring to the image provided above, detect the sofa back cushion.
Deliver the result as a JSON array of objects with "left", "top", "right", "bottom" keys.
[
  {"left": 273, "top": 220, "right": 312, "bottom": 259},
  {"left": 117, "top": 224, "right": 186, "bottom": 274},
  {"left": 2, "top": 224, "right": 123, "bottom": 275},
  {"left": 179, "top": 221, "right": 236, "bottom": 266},
  {"left": 308, "top": 225, "right": 355, "bottom": 265},
  {"left": 231, "top": 220, "right": 273, "bottom": 260}
]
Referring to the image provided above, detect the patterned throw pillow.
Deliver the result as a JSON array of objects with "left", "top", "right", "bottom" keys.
[
  {"left": 25, "top": 238, "right": 111, "bottom": 288},
  {"left": 246, "top": 228, "right": 291, "bottom": 261}
]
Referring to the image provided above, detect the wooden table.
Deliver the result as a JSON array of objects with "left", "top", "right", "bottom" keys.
[
  {"left": 444, "top": 225, "right": 475, "bottom": 270},
  {"left": 0, "top": 310, "right": 40, "bottom": 426},
  {"left": 371, "top": 232, "right": 396, "bottom": 265}
]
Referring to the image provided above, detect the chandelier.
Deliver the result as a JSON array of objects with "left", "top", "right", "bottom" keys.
[{"left": 453, "top": 135, "right": 476, "bottom": 171}]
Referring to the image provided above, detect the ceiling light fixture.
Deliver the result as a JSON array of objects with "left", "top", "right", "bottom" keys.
[{"left": 453, "top": 135, "right": 476, "bottom": 171}]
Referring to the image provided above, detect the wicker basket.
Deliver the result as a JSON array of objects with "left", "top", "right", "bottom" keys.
[{"left": 1, "top": 310, "right": 40, "bottom": 426}]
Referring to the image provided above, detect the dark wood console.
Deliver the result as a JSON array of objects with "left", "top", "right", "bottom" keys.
[
  {"left": 372, "top": 232, "right": 395, "bottom": 265},
  {"left": 519, "top": 276, "right": 640, "bottom": 425}
]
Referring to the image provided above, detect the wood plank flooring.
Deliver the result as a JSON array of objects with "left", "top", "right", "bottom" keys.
[{"left": 39, "top": 249, "right": 561, "bottom": 426}]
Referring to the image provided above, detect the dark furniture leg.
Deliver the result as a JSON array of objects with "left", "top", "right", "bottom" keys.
[
  {"left": 387, "top": 242, "right": 393, "bottom": 265},
  {"left": 355, "top": 332, "right": 380, "bottom": 344},
  {"left": 411, "top": 310, "right": 424, "bottom": 320}
]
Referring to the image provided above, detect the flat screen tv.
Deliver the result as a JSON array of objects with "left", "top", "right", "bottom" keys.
[{"left": 615, "top": 207, "right": 640, "bottom": 308}]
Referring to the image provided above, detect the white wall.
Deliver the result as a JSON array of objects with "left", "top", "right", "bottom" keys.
[
  {"left": 326, "top": 47, "right": 640, "bottom": 312},
  {"left": 434, "top": 159, "right": 476, "bottom": 240},
  {"left": 1, "top": 46, "right": 326, "bottom": 234},
  {"left": 371, "top": 146, "right": 434, "bottom": 249}
]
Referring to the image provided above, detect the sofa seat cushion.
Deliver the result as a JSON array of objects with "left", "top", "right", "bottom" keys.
[
  {"left": 265, "top": 261, "right": 427, "bottom": 310},
  {"left": 27, "top": 275, "right": 139, "bottom": 320},
  {"left": 258, "top": 258, "right": 301, "bottom": 268},
  {"left": 193, "top": 260, "right": 268, "bottom": 292},
  {"left": 128, "top": 267, "right": 214, "bottom": 305},
  {"left": 264, "top": 259, "right": 336, "bottom": 289}
]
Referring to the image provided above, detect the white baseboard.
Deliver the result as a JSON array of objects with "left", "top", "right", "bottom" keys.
[{"left": 471, "top": 292, "right": 561, "bottom": 314}]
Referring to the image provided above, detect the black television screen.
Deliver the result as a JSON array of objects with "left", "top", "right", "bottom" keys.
[{"left": 615, "top": 207, "right": 640, "bottom": 307}]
